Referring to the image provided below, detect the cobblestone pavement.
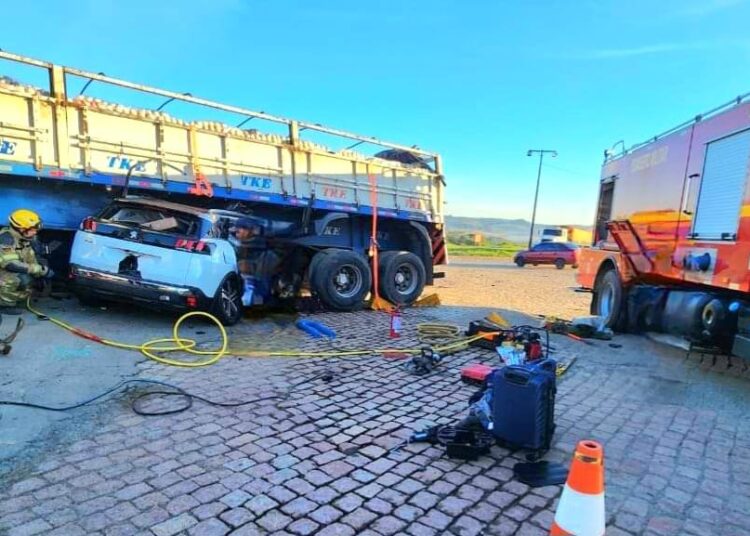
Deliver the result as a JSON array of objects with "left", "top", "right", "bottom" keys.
[{"left": 2, "top": 301, "right": 750, "bottom": 535}]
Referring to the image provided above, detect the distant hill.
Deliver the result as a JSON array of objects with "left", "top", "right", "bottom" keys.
[{"left": 445, "top": 215, "right": 592, "bottom": 244}]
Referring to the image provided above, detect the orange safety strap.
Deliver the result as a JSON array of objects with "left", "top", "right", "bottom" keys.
[
  {"left": 369, "top": 173, "right": 381, "bottom": 303},
  {"left": 189, "top": 172, "right": 214, "bottom": 197}
]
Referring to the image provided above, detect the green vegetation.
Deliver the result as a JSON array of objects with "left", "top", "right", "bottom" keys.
[{"left": 447, "top": 242, "right": 524, "bottom": 258}]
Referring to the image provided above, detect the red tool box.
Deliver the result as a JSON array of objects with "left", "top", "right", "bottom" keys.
[{"left": 460, "top": 364, "right": 495, "bottom": 385}]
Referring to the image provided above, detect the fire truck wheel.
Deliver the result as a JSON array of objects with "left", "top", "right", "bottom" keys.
[
  {"left": 554, "top": 258, "right": 566, "bottom": 270},
  {"left": 594, "top": 269, "right": 623, "bottom": 328},
  {"left": 378, "top": 251, "right": 426, "bottom": 305},
  {"left": 312, "top": 249, "right": 372, "bottom": 311}
]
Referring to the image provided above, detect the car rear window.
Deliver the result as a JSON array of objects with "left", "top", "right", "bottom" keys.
[{"left": 99, "top": 204, "right": 200, "bottom": 236}]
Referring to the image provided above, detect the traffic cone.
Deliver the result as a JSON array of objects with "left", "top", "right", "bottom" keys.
[{"left": 550, "top": 440, "right": 605, "bottom": 536}]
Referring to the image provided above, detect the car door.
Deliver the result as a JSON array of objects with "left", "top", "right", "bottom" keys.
[
  {"left": 547, "top": 243, "right": 565, "bottom": 262},
  {"left": 530, "top": 243, "right": 551, "bottom": 263},
  {"left": 184, "top": 215, "right": 240, "bottom": 299}
]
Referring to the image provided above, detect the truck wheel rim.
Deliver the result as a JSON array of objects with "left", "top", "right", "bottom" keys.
[
  {"left": 333, "top": 264, "right": 362, "bottom": 298},
  {"left": 221, "top": 281, "right": 239, "bottom": 318},
  {"left": 394, "top": 264, "right": 418, "bottom": 295}
]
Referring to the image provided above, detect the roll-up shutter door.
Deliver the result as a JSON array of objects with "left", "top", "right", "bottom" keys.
[{"left": 692, "top": 128, "right": 750, "bottom": 240}]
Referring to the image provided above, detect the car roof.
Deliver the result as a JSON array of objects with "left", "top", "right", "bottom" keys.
[{"left": 115, "top": 197, "right": 246, "bottom": 219}]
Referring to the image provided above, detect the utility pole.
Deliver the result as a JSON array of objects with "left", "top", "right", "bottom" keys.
[{"left": 526, "top": 149, "right": 558, "bottom": 249}]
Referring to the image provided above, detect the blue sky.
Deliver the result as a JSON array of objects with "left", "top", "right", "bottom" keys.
[{"left": 3, "top": 0, "right": 750, "bottom": 225}]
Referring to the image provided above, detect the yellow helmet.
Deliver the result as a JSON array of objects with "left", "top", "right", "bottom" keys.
[{"left": 9, "top": 209, "right": 41, "bottom": 232}]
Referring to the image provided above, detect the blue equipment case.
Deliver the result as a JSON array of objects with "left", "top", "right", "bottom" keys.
[{"left": 490, "top": 358, "right": 556, "bottom": 460}]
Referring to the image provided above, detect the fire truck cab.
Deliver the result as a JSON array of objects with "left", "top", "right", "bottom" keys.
[{"left": 578, "top": 94, "right": 750, "bottom": 356}]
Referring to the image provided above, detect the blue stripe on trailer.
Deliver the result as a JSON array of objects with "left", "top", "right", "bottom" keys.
[{"left": 0, "top": 160, "right": 432, "bottom": 225}]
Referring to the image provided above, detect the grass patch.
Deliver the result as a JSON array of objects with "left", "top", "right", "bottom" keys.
[{"left": 447, "top": 243, "right": 524, "bottom": 258}]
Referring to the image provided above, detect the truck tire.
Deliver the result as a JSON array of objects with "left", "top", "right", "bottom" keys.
[
  {"left": 378, "top": 251, "right": 426, "bottom": 305},
  {"left": 554, "top": 258, "right": 565, "bottom": 270},
  {"left": 307, "top": 249, "right": 330, "bottom": 286},
  {"left": 211, "top": 275, "right": 243, "bottom": 326},
  {"left": 593, "top": 269, "right": 624, "bottom": 329},
  {"left": 312, "top": 250, "right": 372, "bottom": 311}
]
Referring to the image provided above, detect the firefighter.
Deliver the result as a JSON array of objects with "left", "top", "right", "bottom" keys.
[
  {"left": 230, "top": 218, "right": 265, "bottom": 306},
  {"left": 230, "top": 218, "right": 263, "bottom": 275},
  {"left": 0, "top": 209, "right": 52, "bottom": 314}
]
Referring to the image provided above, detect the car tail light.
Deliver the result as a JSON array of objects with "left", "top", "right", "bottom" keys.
[
  {"left": 81, "top": 217, "right": 97, "bottom": 232},
  {"left": 186, "top": 295, "right": 198, "bottom": 308}
]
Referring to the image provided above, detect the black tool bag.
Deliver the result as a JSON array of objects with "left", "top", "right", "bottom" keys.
[
  {"left": 466, "top": 320, "right": 504, "bottom": 350},
  {"left": 490, "top": 359, "right": 556, "bottom": 460}
]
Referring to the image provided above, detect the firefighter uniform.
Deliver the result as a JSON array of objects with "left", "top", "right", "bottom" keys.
[{"left": 0, "top": 210, "right": 49, "bottom": 310}]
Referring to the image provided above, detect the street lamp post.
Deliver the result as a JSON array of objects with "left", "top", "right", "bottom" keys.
[{"left": 526, "top": 149, "right": 558, "bottom": 249}]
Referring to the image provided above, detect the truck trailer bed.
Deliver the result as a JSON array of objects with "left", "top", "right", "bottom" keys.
[{"left": 0, "top": 51, "right": 444, "bottom": 231}]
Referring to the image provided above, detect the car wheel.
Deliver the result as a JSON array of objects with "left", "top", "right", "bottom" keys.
[
  {"left": 515, "top": 257, "right": 525, "bottom": 267},
  {"left": 378, "top": 250, "right": 426, "bottom": 306},
  {"left": 554, "top": 258, "right": 566, "bottom": 270},
  {"left": 212, "top": 276, "right": 243, "bottom": 326},
  {"left": 593, "top": 269, "right": 624, "bottom": 329},
  {"left": 312, "top": 249, "right": 372, "bottom": 311}
]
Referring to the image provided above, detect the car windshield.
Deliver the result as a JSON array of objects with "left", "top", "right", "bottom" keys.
[
  {"left": 543, "top": 229, "right": 562, "bottom": 236},
  {"left": 100, "top": 204, "right": 200, "bottom": 236}
]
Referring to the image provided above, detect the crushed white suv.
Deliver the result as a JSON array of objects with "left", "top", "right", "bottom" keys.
[{"left": 69, "top": 197, "right": 254, "bottom": 325}]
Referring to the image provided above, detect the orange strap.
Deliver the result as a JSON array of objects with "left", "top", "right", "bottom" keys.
[
  {"left": 369, "top": 173, "right": 381, "bottom": 301},
  {"left": 189, "top": 172, "right": 214, "bottom": 197}
]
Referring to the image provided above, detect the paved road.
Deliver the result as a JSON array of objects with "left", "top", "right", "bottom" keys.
[
  {"left": 1, "top": 300, "right": 749, "bottom": 535},
  {"left": 434, "top": 258, "right": 589, "bottom": 321},
  {"left": 0, "top": 298, "right": 138, "bottom": 473},
  {"left": 445, "top": 260, "right": 517, "bottom": 269}
]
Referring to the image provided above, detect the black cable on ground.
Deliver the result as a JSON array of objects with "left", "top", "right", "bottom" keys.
[{"left": 0, "top": 373, "right": 332, "bottom": 417}]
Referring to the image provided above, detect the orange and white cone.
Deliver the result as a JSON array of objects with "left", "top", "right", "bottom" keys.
[{"left": 550, "top": 440, "right": 605, "bottom": 536}]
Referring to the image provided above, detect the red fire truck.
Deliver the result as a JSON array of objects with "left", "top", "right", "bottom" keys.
[{"left": 577, "top": 93, "right": 750, "bottom": 356}]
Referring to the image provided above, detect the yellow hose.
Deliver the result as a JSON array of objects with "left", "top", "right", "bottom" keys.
[
  {"left": 416, "top": 323, "right": 463, "bottom": 343},
  {"left": 26, "top": 299, "right": 493, "bottom": 367}
]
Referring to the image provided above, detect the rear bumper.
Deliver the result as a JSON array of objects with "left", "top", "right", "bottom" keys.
[{"left": 69, "top": 265, "right": 211, "bottom": 310}]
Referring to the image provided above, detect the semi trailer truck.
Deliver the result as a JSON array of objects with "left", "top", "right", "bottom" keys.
[
  {"left": 0, "top": 51, "right": 447, "bottom": 315},
  {"left": 539, "top": 226, "right": 592, "bottom": 245},
  {"left": 577, "top": 92, "right": 750, "bottom": 356}
]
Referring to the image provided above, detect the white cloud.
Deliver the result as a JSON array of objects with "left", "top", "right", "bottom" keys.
[
  {"left": 576, "top": 42, "right": 711, "bottom": 59},
  {"left": 560, "top": 39, "right": 750, "bottom": 60},
  {"left": 677, "top": 0, "right": 745, "bottom": 17}
]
